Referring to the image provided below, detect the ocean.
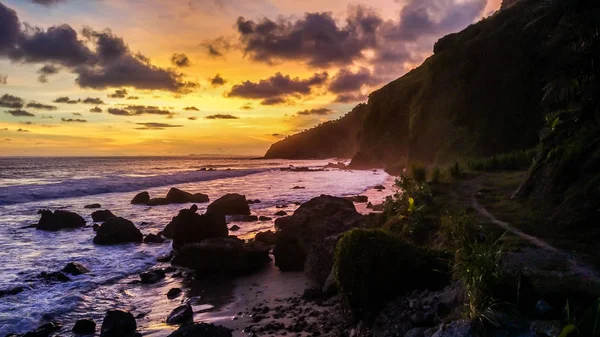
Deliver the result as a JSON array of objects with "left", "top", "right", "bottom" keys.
[{"left": 0, "top": 156, "right": 389, "bottom": 335}]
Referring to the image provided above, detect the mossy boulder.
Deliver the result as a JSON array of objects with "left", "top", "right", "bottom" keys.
[{"left": 334, "top": 229, "right": 450, "bottom": 319}]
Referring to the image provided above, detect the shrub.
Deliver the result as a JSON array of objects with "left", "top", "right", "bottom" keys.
[
  {"left": 334, "top": 229, "right": 450, "bottom": 319},
  {"left": 410, "top": 162, "right": 428, "bottom": 183},
  {"left": 431, "top": 166, "right": 442, "bottom": 183}
]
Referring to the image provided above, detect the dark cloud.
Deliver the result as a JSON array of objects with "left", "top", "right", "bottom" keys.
[
  {"left": 30, "top": 0, "right": 67, "bottom": 6},
  {"left": 107, "top": 108, "right": 129, "bottom": 116},
  {"left": 329, "top": 67, "right": 379, "bottom": 93},
  {"left": 227, "top": 72, "right": 328, "bottom": 102},
  {"left": 201, "top": 37, "right": 233, "bottom": 57},
  {"left": 0, "top": 3, "right": 20, "bottom": 53},
  {"left": 240, "top": 104, "right": 253, "bottom": 110},
  {"left": 210, "top": 74, "right": 226, "bottom": 87},
  {"left": 73, "top": 112, "right": 82, "bottom": 116},
  {"left": 206, "top": 114, "right": 239, "bottom": 120},
  {"left": 107, "top": 89, "right": 127, "bottom": 98},
  {"left": 54, "top": 96, "right": 79, "bottom": 104},
  {"left": 126, "top": 96, "right": 139, "bottom": 100},
  {"left": 7, "top": 109, "right": 34, "bottom": 117},
  {"left": 21, "top": 121, "right": 34, "bottom": 125},
  {"left": 17, "top": 128, "right": 29, "bottom": 132},
  {"left": 171, "top": 53, "right": 191, "bottom": 67},
  {"left": 261, "top": 97, "right": 294, "bottom": 106},
  {"left": 272, "top": 133, "right": 284, "bottom": 137},
  {"left": 90, "top": 106, "right": 102, "bottom": 113},
  {"left": 187, "top": 116, "right": 197, "bottom": 120},
  {"left": 61, "top": 117, "right": 87, "bottom": 122},
  {"left": 183, "top": 106, "right": 199, "bottom": 111},
  {"left": 135, "top": 122, "right": 183, "bottom": 130},
  {"left": 37, "top": 64, "right": 60, "bottom": 83},
  {"left": 82, "top": 97, "right": 104, "bottom": 104},
  {"left": 333, "top": 92, "right": 367, "bottom": 103},
  {"left": 297, "top": 108, "right": 333, "bottom": 116},
  {"left": 26, "top": 101, "right": 57, "bottom": 110},
  {"left": 107, "top": 105, "right": 174, "bottom": 117},
  {"left": 0, "top": 94, "right": 24, "bottom": 108}
]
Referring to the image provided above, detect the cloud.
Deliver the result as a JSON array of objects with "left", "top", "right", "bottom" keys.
[
  {"left": 30, "top": 0, "right": 67, "bottom": 6},
  {"left": 107, "top": 105, "right": 175, "bottom": 117},
  {"left": 0, "top": 75, "right": 6, "bottom": 84},
  {"left": 206, "top": 114, "right": 239, "bottom": 119},
  {"left": 126, "top": 96, "right": 139, "bottom": 100},
  {"left": 6, "top": 109, "right": 34, "bottom": 117},
  {"left": 73, "top": 112, "right": 82, "bottom": 116},
  {"left": 61, "top": 117, "right": 87, "bottom": 122},
  {"left": 135, "top": 122, "right": 183, "bottom": 130},
  {"left": 240, "top": 104, "right": 253, "bottom": 110},
  {"left": 261, "top": 97, "right": 295, "bottom": 106},
  {"left": 171, "top": 53, "right": 191, "bottom": 67},
  {"left": 0, "top": 94, "right": 24, "bottom": 108},
  {"left": 90, "top": 106, "right": 102, "bottom": 113},
  {"left": 227, "top": 72, "right": 328, "bottom": 102},
  {"left": 201, "top": 37, "right": 233, "bottom": 57},
  {"left": 333, "top": 92, "right": 367, "bottom": 103},
  {"left": 26, "top": 101, "right": 57, "bottom": 110},
  {"left": 54, "top": 96, "right": 79, "bottom": 104},
  {"left": 183, "top": 106, "right": 199, "bottom": 111},
  {"left": 107, "top": 89, "right": 127, "bottom": 98},
  {"left": 21, "top": 121, "right": 34, "bottom": 125},
  {"left": 210, "top": 74, "right": 227, "bottom": 87},
  {"left": 37, "top": 64, "right": 60, "bottom": 83},
  {"left": 329, "top": 67, "right": 379, "bottom": 93},
  {"left": 297, "top": 108, "right": 333, "bottom": 116},
  {"left": 17, "top": 128, "right": 29, "bottom": 132},
  {"left": 187, "top": 116, "right": 197, "bottom": 120},
  {"left": 82, "top": 97, "right": 104, "bottom": 104}
]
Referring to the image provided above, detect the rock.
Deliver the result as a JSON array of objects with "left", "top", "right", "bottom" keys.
[
  {"left": 367, "top": 202, "right": 374, "bottom": 209},
  {"left": 92, "top": 224, "right": 100, "bottom": 231},
  {"left": 166, "top": 304, "right": 193, "bottom": 325},
  {"left": 73, "top": 318, "right": 96, "bottom": 334},
  {"left": 93, "top": 217, "right": 143, "bottom": 245},
  {"left": 163, "top": 205, "right": 228, "bottom": 250},
  {"left": 206, "top": 194, "right": 250, "bottom": 215},
  {"left": 100, "top": 310, "right": 137, "bottom": 337},
  {"left": 242, "top": 215, "right": 258, "bottom": 222},
  {"left": 167, "top": 288, "right": 182, "bottom": 299},
  {"left": 171, "top": 237, "right": 270, "bottom": 275},
  {"left": 431, "top": 320, "right": 474, "bottom": 337},
  {"left": 229, "top": 225, "right": 240, "bottom": 231},
  {"left": 373, "top": 185, "right": 385, "bottom": 190},
  {"left": 274, "top": 211, "right": 288, "bottom": 216},
  {"left": 144, "top": 233, "right": 165, "bottom": 244},
  {"left": 37, "top": 271, "right": 70, "bottom": 283},
  {"left": 343, "top": 195, "right": 368, "bottom": 203},
  {"left": 405, "top": 327, "right": 426, "bottom": 337},
  {"left": 166, "top": 187, "right": 210, "bottom": 204},
  {"left": 131, "top": 192, "right": 150, "bottom": 205},
  {"left": 292, "top": 186, "right": 305, "bottom": 189},
  {"left": 247, "top": 199, "right": 261, "bottom": 204},
  {"left": 534, "top": 300, "right": 554, "bottom": 319},
  {"left": 157, "top": 252, "right": 174, "bottom": 262},
  {"left": 92, "top": 210, "right": 116, "bottom": 222},
  {"left": 273, "top": 195, "right": 367, "bottom": 271},
  {"left": 147, "top": 198, "right": 169, "bottom": 206},
  {"left": 167, "top": 323, "right": 232, "bottom": 337},
  {"left": 62, "top": 262, "right": 89, "bottom": 275},
  {"left": 304, "top": 234, "right": 342, "bottom": 288},
  {"left": 324, "top": 162, "right": 346, "bottom": 169},
  {"left": 36, "top": 210, "right": 86, "bottom": 231},
  {"left": 373, "top": 204, "right": 384, "bottom": 211},
  {"left": 23, "top": 322, "right": 62, "bottom": 337},
  {"left": 140, "top": 269, "right": 166, "bottom": 284},
  {"left": 0, "top": 286, "right": 24, "bottom": 298},
  {"left": 84, "top": 203, "right": 101, "bottom": 209},
  {"left": 255, "top": 230, "right": 278, "bottom": 245},
  {"left": 258, "top": 216, "right": 272, "bottom": 221}
]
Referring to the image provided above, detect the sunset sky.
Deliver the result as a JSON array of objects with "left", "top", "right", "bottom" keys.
[{"left": 0, "top": 0, "right": 501, "bottom": 156}]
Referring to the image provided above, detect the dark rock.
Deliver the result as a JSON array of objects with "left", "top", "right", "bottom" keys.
[
  {"left": 73, "top": 318, "right": 96, "bottom": 335},
  {"left": 367, "top": 202, "right": 374, "bottom": 209},
  {"left": 276, "top": 205, "right": 288, "bottom": 208},
  {"left": 0, "top": 286, "right": 24, "bottom": 298},
  {"left": 62, "top": 262, "right": 89, "bottom": 275},
  {"left": 23, "top": 322, "right": 62, "bottom": 337},
  {"left": 304, "top": 234, "right": 342, "bottom": 288},
  {"left": 431, "top": 320, "right": 473, "bottom": 337},
  {"left": 167, "top": 288, "right": 182, "bottom": 299},
  {"left": 373, "top": 204, "right": 384, "bottom": 211},
  {"left": 206, "top": 194, "right": 250, "bottom": 216},
  {"left": 242, "top": 215, "right": 258, "bottom": 222},
  {"left": 275, "top": 211, "right": 288, "bottom": 216},
  {"left": 405, "top": 327, "right": 426, "bottom": 337},
  {"left": 258, "top": 216, "right": 272, "bottom": 221},
  {"left": 100, "top": 310, "right": 137, "bottom": 337},
  {"left": 140, "top": 269, "right": 166, "bottom": 284},
  {"left": 157, "top": 252, "right": 174, "bottom": 262},
  {"left": 255, "top": 230, "right": 278, "bottom": 245},
  {"left": 37, "top": 271, "right": 70, "bottom": 283},
  {"left": 273, "top": 195, "right": 367, "bottom": 271},
  {"left": 166, "top": 304, "right": 193, "bottom": 325},
  {"left": 247, "top": 199, "right": 261, "bottom": 204},
  {"left": 324, "top": 162, "right": 346, "bottom": 169},
  {"left": 342, "top": 195, "right": 368, "bottom": 203},
  {"left": 163, "top": 205, "right": 228, "bottom": 250},
  {"left": 167, "top": 323, "right": 232, "bottom": 337},
  {"left": 171, "top": 237, "right": 270, "bottom": 275},
  {"left": 229, "top": 225, "right": 240, "bottom": 231},
  {"left": 147, "top": 198, "right": 169, "bottom": 206},
  {"left": 143, "top": 233, "right": 165, "bottom": 244},
  {"left": 93, "top": 217, "right": 143, "bottom": 245},
  {"left": 36, "top": 210, "right": 86, "bottom": 231},
  {"left": 131, "top": 192, "right": 150, "bottom": 205},
  {"left": 84, "top": 203, "right": 102, "bottom": 209},
  {"left": 166, "top": 188, "right": 209, "bottom": 204},
  {"left": 93, "top": 224, "right": 100, "bottom": 231},
  {"left": 534, "top": 300, "right": 554, "bottom": 319},
  {"left": 292, "top": 186, "right": 305, "bottom": 189},
  {"left": 92, "top": 210, "right": 116, "bottom": 222},
  {"left": 373, "top": 185, "right": 385, "bottom": 190}
]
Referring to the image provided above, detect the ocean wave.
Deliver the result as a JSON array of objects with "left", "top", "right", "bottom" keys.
[{"left": 0, "top": 168, "right": 269, "bottom": 206}]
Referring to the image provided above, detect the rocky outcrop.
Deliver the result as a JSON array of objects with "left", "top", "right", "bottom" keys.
[
  {"left": 62, "top": 262, "right": 89, "bottom": 275},
  {"left": 165, "top": 188, "right": 209, "bottom": 204},
  {"left": 131, "top": 192, "right": 150, "bottom": 205},
  {"left": 91, "top": 210, "right": 116, "bottom": 222},
  {"left": 72, "top": 319, "right": 96, "bottom": 335},
  {"left": 162, "top": 205, "right": 228, "bottom": 250},
  {"left": 171, "top": 237, "right": 270, "bottom": 275},
  {"left": 206, "top": 194, "right": 250, "bottom": 216},
  {"left": 93, "top": 217, "right": 143, "bottom": 245},
  {"left": 100, "top": 310, "right": 137, "bottom": 337},
  {"left": 304, "top": 234, "right": 342, "bottom": 288},
  {"left": 35, "top": 210, "right": 86, "bottom": 231},
  {"left": 84, "top": 203, "right": 101, "bottom": 209},
  {"left": 143, "top": 233, "right": 165, "bottom": 244},
  {"left": 167, "top": 323, "right": 232, "bottom": 337}
]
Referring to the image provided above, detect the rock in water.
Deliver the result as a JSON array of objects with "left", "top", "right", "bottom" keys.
[
  {"left": 143, "top": 233, "right": 165, "bottom": 244},
  {"left": 100, "top": 310, "right": 136, "bottom": 337},
  {"left": 84, "top": 203, "right": 101, "bottom": 209},
  {"left": 274, "top": 211, "right": 287, "bottom": 216},
  {"left": 36, "top": 210, "right": 86, "bottom": 231},
  {"left": 167, "top": 288, "right": 182, "bottom": 298},
  {"left": 140, "top": 269, "right": 166, "bottom": 284},
  {"left": 62, "top": 262, "right": 89, "bottom": 275},
  {"left": 22, "top": 322, "right": 62, "bottom": 337},
  {"left": 131, "top": 191, "right": 150, "bottom": 205},
  {"left": 229, "top": 225, "right": 240, "bottom": 231},
  {"left": 166, "top": 304, "right": 193, "bottom": 325},
  {"left": 255, "top": 230, "right": 278, "bottom": 245},
  {"left": 72, "top": 318, "right": 96, "bottom": 334},
  {"left": 167, "top": 323, "right": 232, "bottom": 337},
  {"left": 166, "top": 188, "right": 209, "bottom": 204},
  {"left": 93, "top": 217, "right": 143, "bottom": 245},
  {"left": 37, "top": 271, "right": 70, "bottom": 283},
  {"left": 91, "top": 210, "right": 116, "bottom": 222},
  {"left": 163, "top": 205, "right": 227, "bottom": 250},
  {"left": 343, "top": 195, "right": 369, "bottom": 203},
  {"left": 206, "top": 194, "right": 250, "bottom": 216}
]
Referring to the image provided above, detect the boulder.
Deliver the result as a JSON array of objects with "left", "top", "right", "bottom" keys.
[
  {"left": 272, "top": 195, "right": 367, "bottom": 271},
  {"left": 0, "top": 286, "right": 24, "bottom": 298},
  {"left": 143, "top": 233, "right": 165, "bottom": 244},
  {"left": 258, "top": 216, "right": 272, "bottom": 221},
  {"left": 72, "top": 318, "right": 96, "bottom": 334},
  {"left": 292, "top": 186, "right": 305, "bottom": 189},
  {"left": 92, "top": 210, "right": 116, "bottom": 222},
  {"left": 84, "top": 203, "right": 101, "bottom": 209},
  {"left": 229, "top": 225, "right": 240, "bottom": 231},
  {"left": 93, "top": 224, "right": 100, "bottom": 231},
  {"left": 167, "top": 323, "right": 232, "bottom": 337},
  {"left": 254, "top": 230, "right": 278, "bottom": 245},
  {"left": 166, "top": 304, "right": 193, "bottom": 325},
  {"left": 93, "top": 217, "right": 143, "bottom": 245},
  {"left": 304, "top": 234, "right": 342, "bottom": 288},
  {"left": 163, "top": 205, "right": 228, "bottom": 250},
  {"left": 274, "top": 211, "right": 288, "bottom": 216},
  {"left": 171, "top": 237, "right": 270, "bottom": 275},
  {"left": 431, "top": 320, "right": 474, "bottom": 337},
  {"left": 373, "top": 185, "right": 385, "bottom": 190},
  {"left": 242, "top": 215, "right": 258, "bottom": 222},
  {"left": 37, "top": 271, "right": 70, "bottom": 283},
  {"left": 343, "top": 195, "right": 369, "bottom": 203},
  {"left": 22, "top": 322, "right": 62, "bottom": 337},
  {"left": 36, "top": 210, "right": 86, "bottom": 231},
  {"left": 167, "top": 288, "right": 182, "bottom": 299},
  {"left": 166, "top": 188, "right": 209, "bottom": 204},
  {"left": 131, "top": 192, "right": 150, "bottom": 205},
  {"left": 100, "top": 310, "right": 136, "bottom": 337},
  {"left": 62, "top": 262, "right": 89, "bottom": 275},
  {"left": 247, "top": 199, "right": 261, "bottom": 204},
  {"left": 140, "top": 269, "right": 166, "bottom": 284},
  {"left": 206, "top": 194, "right": 250, "bottom": 216}
]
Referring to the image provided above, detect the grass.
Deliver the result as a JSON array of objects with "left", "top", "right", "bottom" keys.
[
  {"left": 410, "top": 162, "right": 428, "bottom": 183},
  {"left": 468, "top": 149, "right": 537, "bottom": 172}
]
